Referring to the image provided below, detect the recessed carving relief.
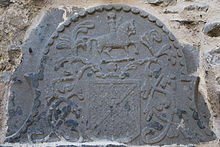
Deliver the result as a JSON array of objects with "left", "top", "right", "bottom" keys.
[{"left": 5, "top": 4, "right": 216, "bottom": 145}]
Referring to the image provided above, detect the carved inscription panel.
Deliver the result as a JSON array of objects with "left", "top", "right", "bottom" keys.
[{"left": 6, "top": 5, "right": 216, "bottom": 145}]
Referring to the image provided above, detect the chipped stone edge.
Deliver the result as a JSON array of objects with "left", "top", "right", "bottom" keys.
[{"left": 3, "top": 4, "right": 202, "bottom": 145}]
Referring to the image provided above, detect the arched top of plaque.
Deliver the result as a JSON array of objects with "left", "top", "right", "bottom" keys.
[
  {"left": 44, "top": 4, "right": 185, "bottom": 72},
  {"left": 5, "top": 4, "right": 216, "bottom": 145}
]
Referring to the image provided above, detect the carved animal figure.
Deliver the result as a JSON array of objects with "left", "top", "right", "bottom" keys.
[{"left": 90, "top": 19, "right": 137, "bottom": 57}]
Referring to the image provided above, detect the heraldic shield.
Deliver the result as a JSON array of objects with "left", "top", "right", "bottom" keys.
[
  {"left": 86, "top": 80, "right": 141, "bottom": 142},
  {"left": 5, "top": 4, "right": 216, "bottom": 145}
]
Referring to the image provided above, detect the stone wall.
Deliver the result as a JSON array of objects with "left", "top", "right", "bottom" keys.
[{"left": 0, "top": 0, "right": 219, "bottom": 146}]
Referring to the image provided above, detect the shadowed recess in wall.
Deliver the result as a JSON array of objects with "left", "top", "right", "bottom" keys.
[{"left": 4, "top": 4, "right": 216, "bottom": 145}]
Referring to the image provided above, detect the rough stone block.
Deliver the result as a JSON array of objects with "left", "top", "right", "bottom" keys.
[
  {"left": 204, "top": 22, "right": 220, "bottom": 37},
  {"left": 184, "top": 4, "right": 209, "bottom": 12}
]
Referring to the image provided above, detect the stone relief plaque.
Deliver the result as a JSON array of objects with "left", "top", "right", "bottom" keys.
[{"left": 5, "top": 4, "right": 216, "bottom": 145}]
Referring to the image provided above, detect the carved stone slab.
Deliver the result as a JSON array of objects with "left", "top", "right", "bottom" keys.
[{"left": 5, "top": 4, "right": 216, "bottom": 145}]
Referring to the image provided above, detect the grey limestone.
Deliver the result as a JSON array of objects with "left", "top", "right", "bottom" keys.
[
  {"left": 0, "top": 0, "right": 10, "bottom": 7},
  {"left": 5, "top": 4, "right": 216, "bottom": 146},
  {"left": 206, "top": 48, "right": 220, "bottom": 67},
  {"left": 204, "top": 22, "right": 220, "bottom": 37},
  {"left": 184, "top": 4, "right": 209, "bottom": 12},
  {"left": 146, "top": 0, "right": 177, "bottom": 6}
]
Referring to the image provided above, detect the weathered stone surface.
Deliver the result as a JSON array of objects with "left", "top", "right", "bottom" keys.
[
  {"left": 204, "top": 49, "right": 220, "bottom": 137},
  {"left": 0, "top": 0, "right": 41, "bottom": 72},
  {"left": 184, "top": 4, "right": 209, "bottom": 12},
  {"left": 206, "top": 48, "right": 220, "bottom": 67},
  {"left": 56, "top": 144, "right": 126, "bottom": 147},
  {"left": 3, "top": 5, "right": 83, "bottom": 143},
  {"left": 0, "top": 142, "right": 127, "bottom": 147},
  {"left": 163, "top": 9, "right": 178, "bottom": 14},
  {"left": 0, "top": 80, "right": 10, "bottom": 143},
  {"left": 182, "top": 44, "right": 199, "bottom": 74},
  {"left": 163, "top": 0, "right": 177, "bottom": 6},
  {"left": 0, "top": 71, "right": 12, "bottom": 83},
  {"left": 146, "top": 0, "right": 177, "bottom": 6},
  {"left": 217, "top": 77, "right": 220, "bottom": 85},
  {"left": 170, "top": 19, "right": 197, "bottom": 25},
  {"left": 147, "top": 0, "right": 163, "bottom": 5},
  {"left": 204, "top": 22, "right": 220, "bottom": 37},
  {"left": 0, "top": 0, "right": 10, "bottom": 7},
  {"left": 5, "top": 4, "right": 216, "bottom": 146}
]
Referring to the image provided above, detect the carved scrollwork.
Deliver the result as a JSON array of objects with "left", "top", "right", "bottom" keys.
[{"left": 6, "top": 4, "right": 216, "bottom": 145}]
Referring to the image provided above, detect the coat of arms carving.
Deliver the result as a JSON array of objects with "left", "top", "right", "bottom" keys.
[{"left": 5, "top": 4, "right": 216, "bottom": 145}]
